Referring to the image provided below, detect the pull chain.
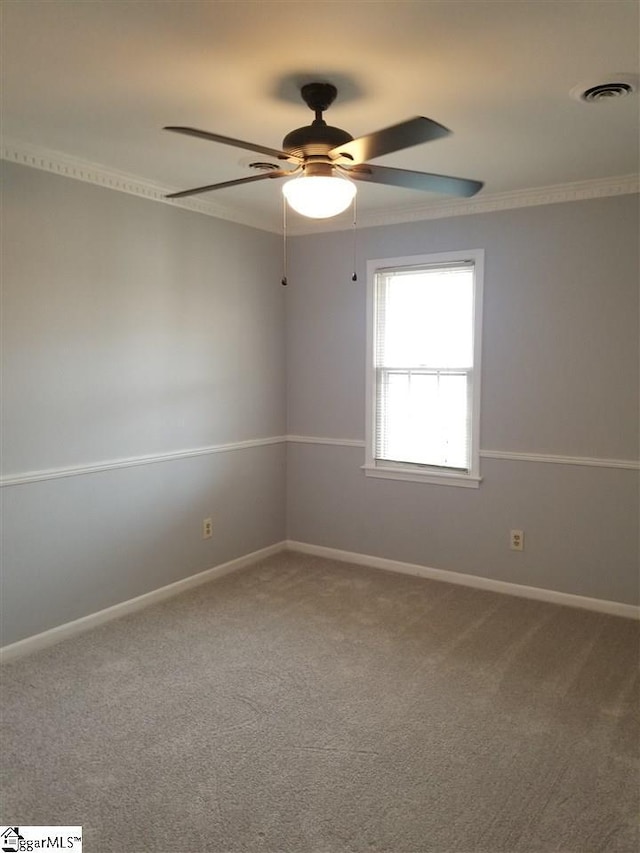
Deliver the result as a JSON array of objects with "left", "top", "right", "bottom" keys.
[
  {"left": 281, "top": 196, "right": 288, "bottom": 286},
  {"left": 351, "top": 194, "right": 358, "bottom": 282}
]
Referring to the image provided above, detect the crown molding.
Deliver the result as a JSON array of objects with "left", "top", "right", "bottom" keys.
[
  {"left": 2, "top": 137, "right": 637, "bottom": 235},
  {"left": 1, "top": 137, "right": 281, "bottom": 233},
  {"left": 290, "top": 173, "right": 640, "bottom": 234}
]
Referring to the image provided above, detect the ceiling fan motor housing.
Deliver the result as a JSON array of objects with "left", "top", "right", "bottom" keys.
[{"left": 282, "top": 123, "right": 354, "bottom": 160}]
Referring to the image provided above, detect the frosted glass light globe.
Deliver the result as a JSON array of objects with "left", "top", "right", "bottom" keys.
[{"left": 282, "top": 174, "right": 357, "bottom": 219}]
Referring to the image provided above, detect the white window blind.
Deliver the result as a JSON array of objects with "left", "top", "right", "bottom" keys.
[{"left": 370, "top": 256, "right": 481, "bottom": 480}]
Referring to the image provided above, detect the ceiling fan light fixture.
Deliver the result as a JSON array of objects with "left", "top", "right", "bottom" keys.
[{"left": 282, "top": 173, "right": 356, "bottom": 219}]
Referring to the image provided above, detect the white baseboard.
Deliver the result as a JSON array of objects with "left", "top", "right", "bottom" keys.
[
  {"left": 286, "top": 540, "right": 640, "bottom": 620},
  {"left": 0, "top": 542, "right": 287, "bottom": 663},
  {"left": 4, "top": 538, "right": 636, "bottom": 662}
]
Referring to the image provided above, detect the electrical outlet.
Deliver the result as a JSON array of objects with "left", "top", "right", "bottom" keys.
[
  {"left": 202, "top": 518, "right": 213, "bottom": 539},
  {"left": 510, "top": 529, "right": 524, "bottom": 551}
]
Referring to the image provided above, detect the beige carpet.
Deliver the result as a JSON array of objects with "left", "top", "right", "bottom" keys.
[{"left": 1, "top": 552, "right": 638, "bottom": 852}]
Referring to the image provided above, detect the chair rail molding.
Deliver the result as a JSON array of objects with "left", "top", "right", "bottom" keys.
[
  {"left": 0, "top": 437, "right": 286, "bottom": 487},
  {"left": 3, "top": 436, "right": 638, "bottom": 488},
  {"left": 287, "top": 436, "right": 640, "bottom": 471}
]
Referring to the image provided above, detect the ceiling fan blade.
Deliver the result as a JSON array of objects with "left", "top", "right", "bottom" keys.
[
  {"left": 164, "top": 126, "right": 301, "bottom": 163},
  {"left": 340, "top": 164, "right": 483, "bottom": 197},
  {"left": 165, "top": 170, "right": 292, "bottom": 199},
  {"left": 329, "top": 117, "right": 451, "bottom": 165}
]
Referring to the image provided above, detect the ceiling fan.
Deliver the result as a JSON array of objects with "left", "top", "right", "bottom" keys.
[{"left": 164, "top": 82, "right": 483, "bottom": 219}]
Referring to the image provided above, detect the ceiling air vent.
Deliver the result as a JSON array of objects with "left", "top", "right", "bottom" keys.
[
  {"left": 571, "top": 75, "right": 638, "bottom": 103},
  {"left": 249, "top": 162, "right": 281, "bottom": 172},
  {"left": 582, "top": 82, "right": 634, "bottom": 102}
]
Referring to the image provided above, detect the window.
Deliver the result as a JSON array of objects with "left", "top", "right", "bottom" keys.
[{"left": 364, "top": 250, "right": 483, "bottom": 487}]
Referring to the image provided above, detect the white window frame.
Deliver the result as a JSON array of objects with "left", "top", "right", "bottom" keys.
[{"left": 364, "top": 249, "right": 484, "bottom": 488}]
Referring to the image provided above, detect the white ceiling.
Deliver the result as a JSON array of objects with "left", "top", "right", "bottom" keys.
[{"left": 2, "top": 0, "right": 639, "bottom": 233}]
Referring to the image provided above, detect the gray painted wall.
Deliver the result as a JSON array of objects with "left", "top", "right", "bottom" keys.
[
  {"left": 2, "top": 164, "right": 286, "bottom": 474},
  {"left": 1, "top": 162, "right": 286, "bottom": 644},
  {"left": 2, "top": 164, "right": 638, "bottom": 648},
  {"left": 285, "top": 196, "right": 639, "bottom": 605}
]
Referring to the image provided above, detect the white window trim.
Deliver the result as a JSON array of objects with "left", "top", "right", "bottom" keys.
[{"left": 363, "top": 249, "right": 484, "bottom": 488}]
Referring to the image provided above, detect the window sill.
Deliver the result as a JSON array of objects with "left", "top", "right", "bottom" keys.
[{"left": 361, "top": 464, "right": 482, "bottom": 488}]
